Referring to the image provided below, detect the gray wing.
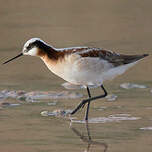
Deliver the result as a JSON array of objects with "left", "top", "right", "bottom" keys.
[{"left": 78, "top": 48, "right": 149, "bottom": 67}]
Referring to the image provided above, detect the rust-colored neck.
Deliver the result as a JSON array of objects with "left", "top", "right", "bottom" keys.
[{"left": 38, "top": 46, "right": 60, "bottom": 61}]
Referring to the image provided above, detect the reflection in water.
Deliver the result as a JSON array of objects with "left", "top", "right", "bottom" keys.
[{"left": 70, "top": 122, "right": 108, "bottom": 152}]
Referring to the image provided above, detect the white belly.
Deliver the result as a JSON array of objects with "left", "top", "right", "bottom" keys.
[{"left": 42, "top": 54, "right": 136, "bottom": 86}]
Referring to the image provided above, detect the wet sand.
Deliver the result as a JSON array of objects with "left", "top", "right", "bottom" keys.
[{"left": 0, "top": 0, "right": 152, "bottom": 152}]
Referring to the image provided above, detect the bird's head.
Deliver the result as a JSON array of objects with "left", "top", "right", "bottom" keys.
[
  {"left": 22, "top": 38, "right": 49, "bottom": 56},
  {"left": 3, "top": 38, "right": 50, "bottom": 64}
]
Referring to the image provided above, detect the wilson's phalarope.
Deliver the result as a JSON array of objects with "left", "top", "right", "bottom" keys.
[{"left": 3, "top": 38, "right": 149, "bottom": 120}]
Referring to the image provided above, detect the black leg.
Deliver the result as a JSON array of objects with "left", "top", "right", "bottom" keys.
[
  {"left": 71, "top": 85, "right": 108, "bottom": 120},
  {"left": 85, "top": 87, "right": 91, "bottom": 120}
]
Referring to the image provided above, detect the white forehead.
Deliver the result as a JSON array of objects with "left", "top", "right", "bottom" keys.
[{"left": 23, "top": 38, "right": 47, "bottom": 48}]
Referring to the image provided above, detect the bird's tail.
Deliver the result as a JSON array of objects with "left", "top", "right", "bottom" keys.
[
  {"left": 111, "top": 53, "right": 149, "bottom": 67},
  {"left": 121, "top": 53, "right": 149, "bottom": 64}
]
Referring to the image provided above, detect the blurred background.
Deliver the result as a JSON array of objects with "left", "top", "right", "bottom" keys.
[{"left": 0, "top": 1, "right": 152, "bottom": 152}]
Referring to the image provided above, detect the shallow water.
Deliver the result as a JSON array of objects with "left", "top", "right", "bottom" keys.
[{"left": 0, "top": 0, "right": 152, "bottom": 152}]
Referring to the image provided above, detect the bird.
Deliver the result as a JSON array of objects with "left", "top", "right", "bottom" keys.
[{"left": 3, "top": 38, "right": 149, "bottom": 121}]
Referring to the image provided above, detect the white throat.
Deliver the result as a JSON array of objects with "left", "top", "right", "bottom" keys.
[{"left": 24, "top": 47, "right": 38, "bottom": 56}]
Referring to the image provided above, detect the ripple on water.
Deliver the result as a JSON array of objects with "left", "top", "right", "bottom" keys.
[
  {"left": 47, "top": 101, "right": 57, "bottom": 106},
  {"left": 62, "top": 82, "right": 99, "bottom": 89},
  {"left": 71, "top": 114, "right": 141, "bottom": 124},
  {"left": 0, "top": 90, "right": 83, "bottom": 102},
  {"left": 41, "top": 109, "right": 72, "bottom": 117},
  {"left": 106, "top": 94, "right": 117, "bottom": 101},
  {"left": 40, "top": 110, "right": 141, "bottom": 124},
  {"left": 140, "top": 127, "right": 152, "bottom": 130},
  {"left": 1, "top": 102, "right": 21, "bottom": 107},
  {"left": 120, "top": 83, "right": 147, "bottom": 89}
]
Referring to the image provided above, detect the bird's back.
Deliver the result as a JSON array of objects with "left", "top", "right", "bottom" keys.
[{"left": 57, "top": 47, "right": 148, "bottom": 67}]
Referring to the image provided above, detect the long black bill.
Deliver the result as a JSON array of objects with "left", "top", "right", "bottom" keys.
[{"left": 3, "top": 53, "right": 23, "bottom": 65}]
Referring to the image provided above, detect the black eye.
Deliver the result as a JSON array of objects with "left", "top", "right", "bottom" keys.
[{"left": 26, "top": 45, "right": 32, "bottom": 50}]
